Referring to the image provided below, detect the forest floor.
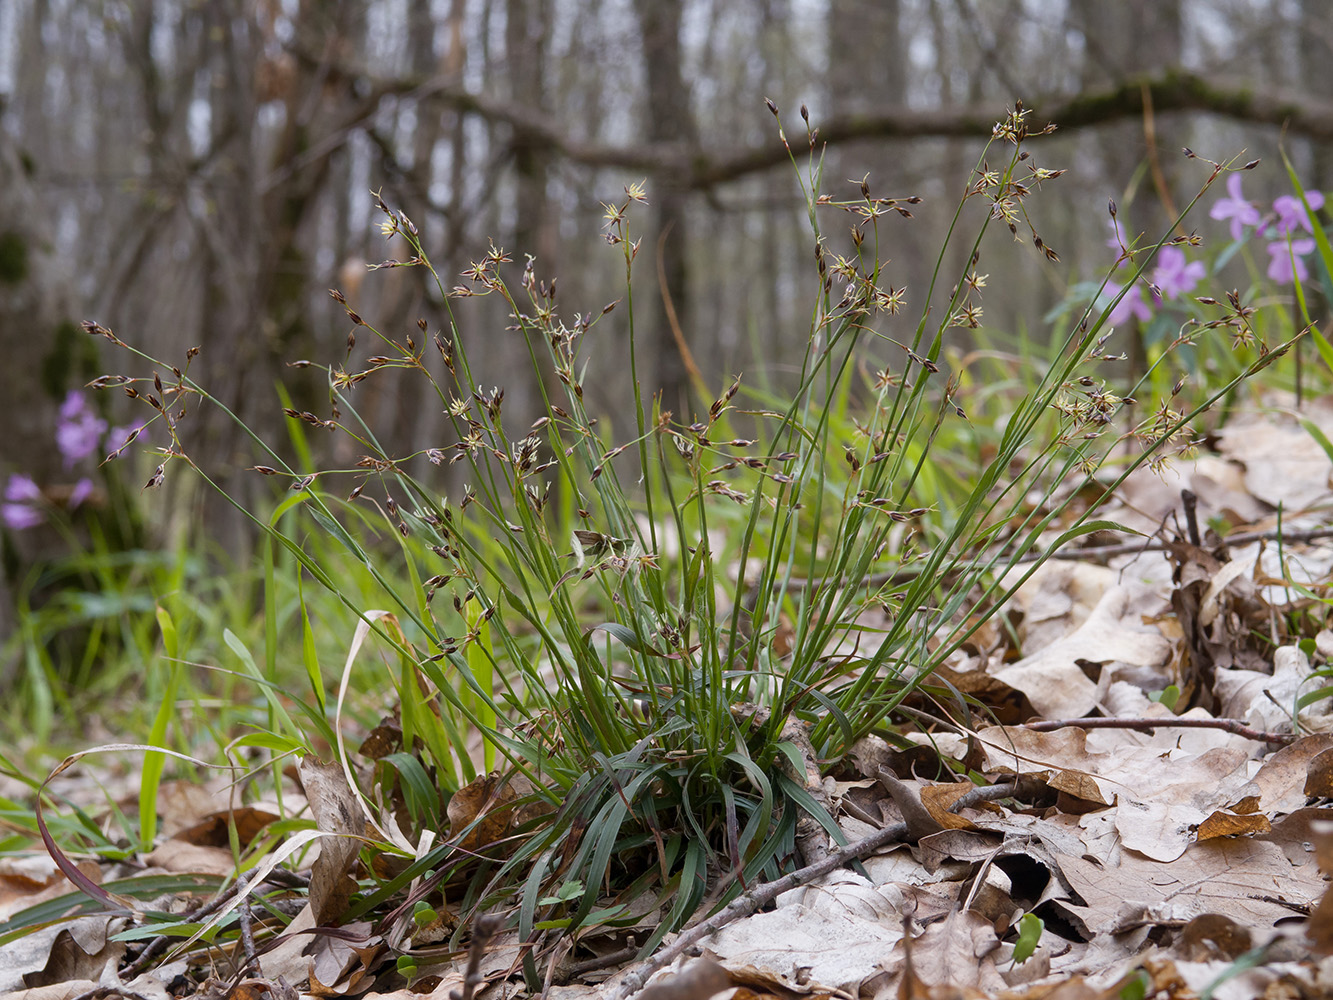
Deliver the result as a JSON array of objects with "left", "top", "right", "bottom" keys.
[{"left": 3, "top": 397, "right": 1333, "bottom": 1000}]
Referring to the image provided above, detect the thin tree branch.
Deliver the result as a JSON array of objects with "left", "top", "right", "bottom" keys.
[
  {"left": 320, "top": 66, "right": 1333, "bottom": 192},
  {"left": 277, "top": 40, "right": 1333, "bottom": 191}
]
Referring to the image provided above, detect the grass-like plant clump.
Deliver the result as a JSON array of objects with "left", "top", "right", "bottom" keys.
[{"left": 3, "top": 104, "right": 1326, "bottom": 990}]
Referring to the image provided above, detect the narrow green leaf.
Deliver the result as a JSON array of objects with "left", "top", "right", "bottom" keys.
[{"left": 224, "top": 629, "right": 299, "bottom": 737}]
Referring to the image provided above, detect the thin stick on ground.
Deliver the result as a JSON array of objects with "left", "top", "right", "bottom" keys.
[
  {"left": 452, "top": 912, "right": 504, "bottom": 1000},
  {"left": 1018, "top": 716, "right": 1294, "bottom": 744}
]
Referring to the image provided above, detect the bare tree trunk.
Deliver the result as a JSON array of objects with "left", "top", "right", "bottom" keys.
[
  {"left": 1072, "top": 0, "right": 1182, "bottom": 385},
  {"left": 634, "top": 0, "right": 696, "bottom": 414},
  {"left": 1300, "top": 0, "right": 1333, "bottom": 190},
  {"left": 506, "top": 0, "right": 554, "bottom": 265},
  {"left": 0, "top": 125, "right": 79, "bottom": 680}
]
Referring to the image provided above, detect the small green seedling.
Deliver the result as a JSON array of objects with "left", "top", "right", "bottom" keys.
[
  {"left": 538, "top": 880, "right": 585, "bottom": 907},
  {"left": 412, "top": 900, "right": 438, "bottom": 927},
  {"left": 1011, "top": 911, "right": 1044, "bottom": 965},
  {"left": 1147, "top": 685, "right": 1181, "bottom": 712}
]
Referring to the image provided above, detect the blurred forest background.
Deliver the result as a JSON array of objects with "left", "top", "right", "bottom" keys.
[{"left": 3, "top": 0, "right": 1333, "bottom": 629}]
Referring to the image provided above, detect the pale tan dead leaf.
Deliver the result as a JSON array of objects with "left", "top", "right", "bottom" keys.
[
  {"left": 1042, "top": 935, "right": 1152, "bottom": 986},
  {"left": 1318, "top": 629, "right": 1333, "bottom": 660},
  {"left": 257, "top": 901, "right": 318, "bottom": 982},
  {"left": 1197, "top": 551, "right": 1257, "bottom": 629},
  {"left": 966, "top": 864, "right": 1020, "bottom": 926},
  {"left": 996, "top": 936, "right": 1052, "bottom": 989},
  {"left": 1054, "top": 837, "right": 1321, "bottom": 935},
  {"left": 1217, "top": 644, "right": 1333, "bottom": 734},
  {"left": 306, "top": 921, "right": 379, "bottom": 996},
  {"left": 974, "top": 725, "right": 1259, "bottom": 862},
  {"left": 1215, "top": 405, "right": 1333, "bottom": 511},
  {"left": 357, "top": 967, "right": 470, "bottom": 1000},
  {"left": 300, "top": 755, "right": 368, "bottom": 925},
  {"left": 991, "top": 587, "right": 1170, "bottom": 719},
  {"left": 8, "top": 987, "right": 101, "bottom": 1000},
  {"left": 475, "top": 928, "right": 524, "bottom": 980},
  {"left": 1140, "top": 953, "right": 1310, "bottom": 1000},
  {"left": 777, "top": 869, "right": 905, "bottom": 922},
  {"left": 860, "top": 843, "right": 949, "bottom": 887},
  {"left": 1261, "top": 806, "right": 1333, "bottom": 868},
  {"left": 20, "top": 923, "right": 124, "bottom": 989},
  {"left": 886, "top": 909, "right": 1004, "bottom": 996},
  {"left": 1002, "top": 561, "right": 1118, "bottom": 655},
  {"left": 1084, "top": 690, "right": 1254, "bottom": 757},
  {"left": 973, "top": 726, "right": 1112, "bottom": 807},
  {"left": 0, "top": 855, "right": 102, "bottom": 922},
  {"left": 703, "top": 881, "right": 905, "bottom": 994},
  {"left": 1102, "top": 455, "right": 1267, "bottom": 536},
  {"left": 1307, "top": 818, "right": 1333, "bottom": 955},
  {"left": 913, "top": 829, "right": 1003, "bottom": 875},
  {"left": 142, "top": 839, "right": 239, "bottom": 876},
  {"left": 1248, "top": 733, "right": 1333, "bottom": 812}
]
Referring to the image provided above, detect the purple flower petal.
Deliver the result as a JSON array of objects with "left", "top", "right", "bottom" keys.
[
  {"left": 56, "top": 410, "right": 108, "bottom": 467},
  {"left": 69, "top": 477, "right": 95, "bottom": 509},
  {"left": 1265, "top": 237, "right": 1316, "bottom": 284},
  {"left": 1271, "top": 191, "right": 1324, "bottom": 236},
  {"left": 1104, "top": 281, "right": 1152, "bottom": 326},
  {"left": 1151, "top": 246, "right": 1206, "bottom": 300},
  {"left": 1210, "top": 173, "right": 1262, "bottom": 241},
  {"left": 5, "top": 474, "right": 42, "bottom": 503},
  {"left": 1106, "top": 217, "right": 1126, "bottom": 252},
  {"left": 2, "top": 502, "right": 44, "bottom": 531},
  {"left": 59, "top": 391, "right": 88, "bottom": 422}
]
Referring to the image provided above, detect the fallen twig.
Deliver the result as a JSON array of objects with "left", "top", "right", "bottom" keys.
[
  {"left": 610, "top": 818, "right": 909, "bottom": 999},
  {"left": 237, "top": 889, "right": 259, "bottom": 979},
  {"left": 556, "top": 941, "right": 640, "bottom": 984},
  {"left": 453, "top": 912, "right": 504, "bottom": 1000},
  {"left": 123, "top": 870, "right": 260, "bottom": 978},
  {"left": 1037, "top": 523, "right": 1333, "bottom": 563},
  {"left": 948, "top": 780, "right": 1024, "bottom": 811},
  {"left": 634, "top": 957, "right": 730, "bottom": 1000},
  {"left": 1018, "top": 716, "right": 1295, "bottom": 744}
]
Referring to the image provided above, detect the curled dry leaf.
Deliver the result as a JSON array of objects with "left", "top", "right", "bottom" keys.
[
  {"left": 447, "top": 770, "right": 546, "bottom": 854},
  {"left": 300, "top": 756, "right": 368, "bottom": 926}
]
